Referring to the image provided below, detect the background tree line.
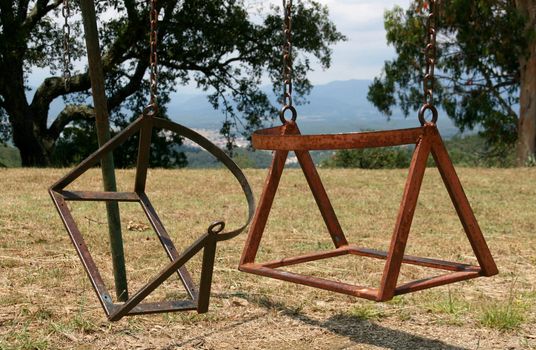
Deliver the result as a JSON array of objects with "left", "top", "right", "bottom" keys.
[
  {"left": 0, "top": 0, "right": 534, "bottom": 168},
  {"left": 0, "top": 0, "right": 343, "bottom": 167},
  {"left": 368, "top": 0, "right": 536, "bottom": 166}
]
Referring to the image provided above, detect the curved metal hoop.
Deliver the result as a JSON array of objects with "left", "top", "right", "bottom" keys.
[{"left": 153, "top": 117, "right": 255, "bottom": 241}]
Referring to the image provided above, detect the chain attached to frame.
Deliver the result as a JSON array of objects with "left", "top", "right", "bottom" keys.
[
  {"left": 144, "top": 0, "right": 159, "bottom": 116},
  {"left": 418, "top": 0, "right": 438, "bottom": 125},
  {"left": 62, "top": 0, "right": 72, "bottom": 89},
  {"left": 280, "top": 0, "right": 297, "bottom": 124}
]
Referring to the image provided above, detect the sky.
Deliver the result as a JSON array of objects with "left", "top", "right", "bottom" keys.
[
  {"left": 28, "top": 0, "right": 412, "bottom": 92},
  {"left": 257, "top": 0, "right": 412, "bottom": 85},
  {"left": 169, "top": 0, "right": 412, "bottom": 94}
]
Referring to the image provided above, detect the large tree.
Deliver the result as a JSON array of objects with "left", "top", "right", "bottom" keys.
[
  {"left": 0, "top": 0, "right": 344, "bottom": 166},
  {"left": 368, "top": 0, "right": 536, "bottom": 165}
]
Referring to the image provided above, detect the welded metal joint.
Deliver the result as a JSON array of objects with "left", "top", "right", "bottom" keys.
[
  {"left": 239, "top": 122, "right": 498, "bottom": 301},
  {"left": 50, "top": 115, "right": 255, "bottom": 321}
]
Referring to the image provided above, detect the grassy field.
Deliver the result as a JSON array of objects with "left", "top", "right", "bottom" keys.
[{"left": 0, "top": 167, "right": 535, "bottom": 349}]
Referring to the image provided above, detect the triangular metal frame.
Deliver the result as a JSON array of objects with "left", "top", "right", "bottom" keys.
[
  {"left": 50, "top": 115, "right": 254, "bottom": 321},
  {"left": 239, "top": 122, "right": 498, "bottom": 301}
]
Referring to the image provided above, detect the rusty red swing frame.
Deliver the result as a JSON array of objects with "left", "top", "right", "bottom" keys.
[
  {"left": 238, "top": 0, "right": 498, "bottom": 301},
  {"left": 239, "top": 121, "right": 498, "bottom": 301}
]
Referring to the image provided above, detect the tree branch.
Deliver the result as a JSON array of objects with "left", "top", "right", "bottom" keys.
[
  {"left": 108, "top": 60, "right": 148, "bottom": 110},
  {"left": 48, "top": 104, "right": 95, "bottom": 140},
  {"left": 17, "top": 0, "right": 30, "bottom": 22},
  {"left": 22, "top": 0, "right": 62, "bottom": 36},
  {"left": 31, "top": 0, "right": 145, "bottom": 133},
  {"left": 478, "top": 62, "right": 519, "bottom": 118},
  {"left": 101, "top": 15, "right": 146, "bottom": 72},
  {"left": 0, "top": 1, "right": 15, "bottom": 25},
  {"left": 30, "top": 72, "right": 92, "bottom": 129},
  {"left": 123, "top": 0, "right": 138, "bottom": 20}
]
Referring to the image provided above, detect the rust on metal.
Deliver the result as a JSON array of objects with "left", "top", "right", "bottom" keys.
[
  {"left": 239, "top": 0, "right": 497, "bottom": 302},
  {"left": 50, "top": 116, "right": 255, "bottom": 321},
  {"left": 239, "top": 122, "right": 498, "bottom": 302}
]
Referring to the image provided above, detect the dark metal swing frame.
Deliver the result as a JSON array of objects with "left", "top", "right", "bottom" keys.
[
  {"left": 51, "top": 0, "right": 254, "bottom": 322},
  {"left": 50, "top": 115, "right": 255, "bottom": 321}
]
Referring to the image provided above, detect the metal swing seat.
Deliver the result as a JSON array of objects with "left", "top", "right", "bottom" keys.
[
  {"left": 50, "top": 114, "right": 254, "bottom": 321},
  {"left": 50, "top": 0, "right": 254, "bottom": 321},
  {"left": 238, "top": 0, "right": 498, "bottom": 301}
]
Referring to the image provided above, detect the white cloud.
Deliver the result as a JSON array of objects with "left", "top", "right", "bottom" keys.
[
  {"left": 322, "top": 0, "right": 396, "bottom": 26},
  {"left": 249, "top": 1, "right": 412, "bottom": 84},
  {"left": 29, "top": 1, "right": 412, "bottom": 92},
  {"left": 309, "top": 0, "right": 412, "bottom": 83}
]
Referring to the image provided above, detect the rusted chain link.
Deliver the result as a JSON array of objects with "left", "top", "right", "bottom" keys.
[
  {"left": 418, "top": 0, "right": 438, "bottom": 125},
  {"left": 145, "top": 0, "right": 159, "bottom": 116},
  {"left": 62, "top": 0, "right": 72, "bottom": 89},
  {"left": 280, "top": 0, "right": 297, "bottom": 124}
]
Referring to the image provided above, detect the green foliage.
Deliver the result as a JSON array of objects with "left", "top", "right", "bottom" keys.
[
  {"left": 480, "top": 302, "right": 526, "bottom": 331},
  {"left": 2, "top": 325, "right": 49, "bottom": 350},
  {"left": 443, "top": 134, "right": 516, "bottom": 167},
  {"left": 231, "top": 149, "right": 262, "bottom": 169},
  {"left": 322, "top": 146, "right": 412, "bottom": 169},
  {"left": 368, "top": 1, "right": 528, "bottom": 152},
  {"left": 322, "top": 133, "right": 517, "bottom": 169},
  {"left": 425, "top": 290, "right": 469, "bottom": 326},
  {"left": 52, "top": 121, "right": 99, "bottom": 167},
  {"left": 0, "top": 146, "right": 21, "bottom": 167},
  {"left": 480, "top": 278, "right": 528, "bottom": 332},
  {"left": 0, "top": 0, "right": 344, "bottom": 165},
  {"left": 183, "top": 147, "right": 273, "bottom": 169},
  {"left": 348, "top": 304, "right": 385, "bottom": 321},
  {"left": 52, "top": 116, "right": 187, "bottom": 168},
  {"left": 525, "top": 154, "right": 536, "bottom": 167}
]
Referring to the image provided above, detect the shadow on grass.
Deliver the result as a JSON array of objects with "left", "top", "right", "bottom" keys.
[
  {"left": 322, "top": 314, "right": 468, "bottom": 350},
  {"left": 170, "top": 293, "right": 469, "bottom": 349},
  {"left": 170, "top": 313, "right": 264, "bottom": 348},
  {"left": 247, "top": 295, "right": 470, "bottom": 350}
]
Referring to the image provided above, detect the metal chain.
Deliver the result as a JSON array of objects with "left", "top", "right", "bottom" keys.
[
  {"left": 145, "top": 0, "right": 159, "bottom": 116},
  {"left": 418, "top": 0, "right": 438, "bottom": 125},
  {"left": 62, "top": 0, "right": 72, "bottom": 89},
  {"left": 280, "top": 0, "right": 297, "bottom": 124}
]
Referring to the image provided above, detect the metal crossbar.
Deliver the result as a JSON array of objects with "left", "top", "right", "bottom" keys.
[
  {"left": 239, "top": 122, "right": 498, "bottom": 301},
  {"left": 50, "top": 115, "right": 255, "bottom": 321}
]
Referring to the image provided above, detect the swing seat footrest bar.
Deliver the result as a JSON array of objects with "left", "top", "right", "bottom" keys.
[
  {"left": 347, "top": 246, "right": 481, "bottom": 272},
  {"left": 260, "top": 246, "right": 351, "bottom": 268},
  {"left": 247, "top": 245, "right": 482, "bottom": 272},
  {"left": 58, "top": 190, "right": 140, "bottom": 202},
  {"left": 239, "top": 263, "right": 379, "bottom": 301},
  {"left": 395, "top": 270, "right": 482, "bottom": 296},
  {"left": 109, "top": 300, "right": 198, "bottom": 319},
  {"left": 240, "top": 245, "right": 483, "bottom": 302}
]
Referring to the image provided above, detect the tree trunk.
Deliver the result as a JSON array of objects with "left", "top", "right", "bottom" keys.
[
  {"left": 1, "top": 49, "right": 54, "bottom": 166},
  {"left": 11, "top": 112, "right": 53, "bottom": 167},
  {"left": 516, "top": 0, "right": 536, "bottom": 166},
  {"left": 4, "top": 87, "right": 53, "bottom": 167}
]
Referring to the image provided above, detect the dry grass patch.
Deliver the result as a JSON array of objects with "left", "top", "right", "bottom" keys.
[{"left": 0, "top": 167, "right": 535, "bottom": 349}]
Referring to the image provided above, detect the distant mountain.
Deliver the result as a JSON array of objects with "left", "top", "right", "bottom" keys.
[
  {"left": 166, "top": 79, "right": 461, "bottom": 137},
  {"left": 39, "top": 79, "right": 462, "bottom": 137}
]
